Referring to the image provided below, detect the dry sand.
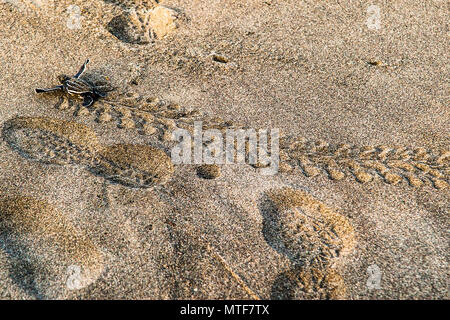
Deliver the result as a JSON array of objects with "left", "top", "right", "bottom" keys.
[{"left": 0, "top": 0, "right": 448, "bottom": 299}]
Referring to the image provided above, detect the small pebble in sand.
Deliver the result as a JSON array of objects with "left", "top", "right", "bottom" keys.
[{"left": 197, "top": 164, "right": 221, "bottom": 179}]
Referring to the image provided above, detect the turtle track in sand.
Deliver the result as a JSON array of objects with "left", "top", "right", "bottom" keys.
[
  {"left": 0, "top": 195, "right": 104, "bottom": 298},
  {"left": 261, "top": 187, "right": 356, "bottom": 299},
  {"left": 279, "top": 136, "right": 449, "bottom": 189},
  {"left": 2, "top": 116, "right": 174, "bottom": 188},
  {"left": 52, "top": 91, "right": 449, "bottom": 190},
  {"left": 53, "top": 91, "right": 235, "bottom": 144}
]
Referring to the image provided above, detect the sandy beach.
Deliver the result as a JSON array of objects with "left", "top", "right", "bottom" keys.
[{"left": 0, "top": 0, "right": 448, "bottom": 299}]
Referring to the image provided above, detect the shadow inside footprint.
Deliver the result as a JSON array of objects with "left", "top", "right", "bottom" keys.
[
  {"left": 107, "top": 14, "right": 146, "bottom": 44},
  {"left": 259, "top": 193, "right": 295, "bottom": 260},
  {"left": 1, "top": 243, "right": 43, "bottom": 299},
  {"left": 270, "top": 269, "right": 297, "bottom": 300}
]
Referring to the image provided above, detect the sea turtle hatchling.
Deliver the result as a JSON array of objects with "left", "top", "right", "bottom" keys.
[{"left": 35, "top": 59, "right": 112, "bottom": 107}]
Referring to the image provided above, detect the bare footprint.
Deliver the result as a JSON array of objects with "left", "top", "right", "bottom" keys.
[{"left": 0, "top": 196, "right": 104, "bottom": 298}]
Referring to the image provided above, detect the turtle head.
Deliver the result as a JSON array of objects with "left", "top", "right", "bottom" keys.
[{"left": 58, "top": 74, "right": 70, "bottom": 84}]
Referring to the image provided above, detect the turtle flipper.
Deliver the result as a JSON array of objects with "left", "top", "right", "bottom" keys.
[
  {"left": 74, "top": 59, "right": 90, "bottom": 79},
  {"left": 82, "top": 94, "right": 94, "bottom": 107},
  {"left": 94, "top": 90, "right": 108, "bottom": 98},
  {"left": 35, "top": 86, "right": 64, "bottom": 93}
]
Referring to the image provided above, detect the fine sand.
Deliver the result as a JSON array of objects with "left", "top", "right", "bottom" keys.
[{"left": 0, "top": 0, "right": 448, "bottom": 299}]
